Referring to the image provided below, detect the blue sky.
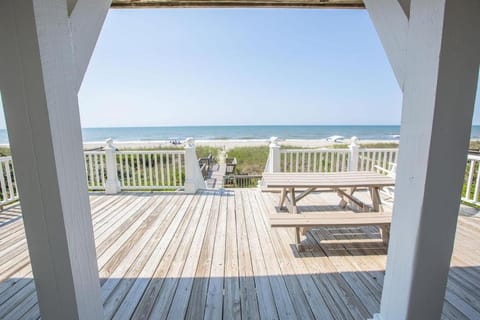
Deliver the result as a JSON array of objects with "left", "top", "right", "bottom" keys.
[{"left": 0, "top": 9, "right": 479, "bottom": 128}]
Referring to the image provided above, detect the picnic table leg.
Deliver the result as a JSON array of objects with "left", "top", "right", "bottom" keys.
[
  {"left": 338, "top": 187, "right": 357, "bottom": 207},
  {"left": 379, "top": 225, "right": 390, "bottom": 245},
  {"left": 371, "top": 187, "right": 383, "bottom": 212},
  {"left": 338, "top": 188, "right": 348, "bottom": 208},
  {"left": 279, "top": 187, "right": 287, "bottom": 209},
  {"left": 295, "top": 229, "right": 304, "bottom": 252},
  {"left": 289, "top": 187, "right": 297, "bottom": 213},
  {"left": 289, "top": 187, "right": 304, "bottom": 251}
]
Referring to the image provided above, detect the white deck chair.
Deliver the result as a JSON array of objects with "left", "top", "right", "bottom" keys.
[{"left": 374, "top": 162, "right": 396, "bottom": 205}]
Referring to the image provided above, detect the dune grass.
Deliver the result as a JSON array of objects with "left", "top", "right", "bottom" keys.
[
  {"left": 0, "top": 147, "right": 11, "bottom": 157},
  {"left": 227, "top": 146, "right": 269, "bottom": 175},
  {"left": 116, "top": 145, "right": 220, "bottom": 160},
  {"left": 196, "top": 146, "right": 221, "bottom": 159}
]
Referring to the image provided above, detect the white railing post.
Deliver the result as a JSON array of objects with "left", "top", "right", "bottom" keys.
[
  {"left": 104, "top": 138, "right": 121, "bottom": 194},
  {"left": 348, "top": 136, "right": 359, "bottom": 171},
  {"left": 184, "top": 138, "right": 207, "bottom": 193},
  {"left": 267, "top": 136, "right": 281, "bottom": 173}
]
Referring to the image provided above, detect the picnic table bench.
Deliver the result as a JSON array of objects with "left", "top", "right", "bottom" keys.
[{"left": 262, "top": 172, "right": 395, "bottom": 251}]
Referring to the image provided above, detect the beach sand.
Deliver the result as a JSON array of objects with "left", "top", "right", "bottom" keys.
[{"left": 81, "top": 138, "right": 398, "bottom": 150}]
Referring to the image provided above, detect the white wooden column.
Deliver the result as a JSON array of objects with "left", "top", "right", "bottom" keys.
[
  {"left": 371, "top": 0, "right": 480, "bottom": 319},
  {"left": 0, "top": 0, "right": 109, "bottom": 319}
]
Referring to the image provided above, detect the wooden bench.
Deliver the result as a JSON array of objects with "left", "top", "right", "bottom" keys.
[{"left": 270, "top": 211, "right": 392, "bottom": 251}]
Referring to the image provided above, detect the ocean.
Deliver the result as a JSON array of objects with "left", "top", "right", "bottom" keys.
[{"left": 0, "top": 125, "right": 480, "bottom": 144}]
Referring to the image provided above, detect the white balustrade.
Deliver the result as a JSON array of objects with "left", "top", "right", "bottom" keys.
[
  {"left": 0, "top": 157, "right": 18, "bottom": 206},
  {"left": 267, "top": 136, "right": 392, "bottom": 175},
  {"left": 117, "top": 149, "right": 185, "bottom": 190},
  {"left": 280, "top": 148, "right": 351, "bottom": 173},
  {"left": 462, "top": 154, "right": 480, "bottom": 205},
  {"left": 2, "top": 137, "right": 480, "bottom": 206},
  {"left": 83, "top": 139, "right": 190, "bottom": 192},
  {"left": 84, "top": 151, "right": 107, "bottom": 190},
  {"left": 358, "top": 148, "right": 398, "bottom": 172},
  {"left": 278, "top": 147, "right": 397, "bottom": 174}
]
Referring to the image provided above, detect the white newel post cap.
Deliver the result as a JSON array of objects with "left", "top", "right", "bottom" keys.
[
  {"left": 184, "top": 137, "right": 195, "bottom": 148},
  {"left": 105, "top": 138, "right": 115, "bottom": 150},
  {"left": 349, "top": 136, "right": 359, "bottom": 147}
]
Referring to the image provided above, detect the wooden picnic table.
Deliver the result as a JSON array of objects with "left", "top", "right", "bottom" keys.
[
  {"left": 263, "top": 171, "right": 395, "bottom": 213},
  {"left": 262, "top": 171, "right": 396, "bottom": 251}
]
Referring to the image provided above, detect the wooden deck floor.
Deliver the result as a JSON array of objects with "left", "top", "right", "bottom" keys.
[{"left": 0, "top": 189, "right": 479, "bottom": 319}]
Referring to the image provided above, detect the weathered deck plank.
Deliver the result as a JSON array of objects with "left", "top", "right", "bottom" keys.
[
  {"left": 184, "top": 192, "right": 221, "bottom": 319},
  {"left": 0, "top": 190, "right": 479, "bottom": 319}
]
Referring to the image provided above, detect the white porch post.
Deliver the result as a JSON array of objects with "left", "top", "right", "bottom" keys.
[
  {"left": 184, "top": 138, "right": 207, "bottom": 193},
  {"left": 267, "top": 136, "right": 281, "bottom": 173},
  {"left": 104, "top": 138, "right": 121, "bottom": 194},
  {"left": 348, "top": 136, "right": 359, "bottom": 171},
  {"left": 0, "top": 0, "right": 109, "bottom": 319},
  {"left": 370, "top": 1, "right": 480, "bottom": 319}
]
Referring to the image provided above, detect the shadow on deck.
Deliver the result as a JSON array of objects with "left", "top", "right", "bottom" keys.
[{"left": 0, "top": 189, "right": 479, "bottom": 319}]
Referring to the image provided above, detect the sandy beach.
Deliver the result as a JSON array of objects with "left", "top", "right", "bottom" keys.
[{"left": 80, "top": 138, "right": 398, "bottom": 150}]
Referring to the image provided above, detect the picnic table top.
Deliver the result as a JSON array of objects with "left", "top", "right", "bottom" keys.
[{"left": 262, "top": 171, "right": 395, "bottom": 188}]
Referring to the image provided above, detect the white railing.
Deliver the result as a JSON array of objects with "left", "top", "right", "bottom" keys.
[
  {"left": 265, "top": 136, "right": 480, "bottom": 207},
  {"left": 84, "top": 151, "right": 107, "bottom": 190},
  {"left": 85, "top": 138, "right": 205, "bottom": 193},
  {"left": 358, "top": 148, "right": 398, "bottom": 171},
  {"left": 0, "top": 157, "right": 18, "bottom": 206},
  {"left": 0, "top": 138, "right": 208, "bottom": 208},
  {"left": 280, "top": 149, "right": 350, "bottom": 173},
  {"left": 463, "top": 154, "right": 480, "bottom": 205},
  {"left": 116, "top": 150, "right": 185, "bottom": 190},
  {"left": 223, "top": 174, "right": 263, "bottom": 188}
]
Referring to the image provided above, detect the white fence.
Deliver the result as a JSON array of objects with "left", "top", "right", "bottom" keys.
[
  {"left": 280, "top": 149, "right": 350, "bottom": 173},
  {"left": 264, "top": 137, "right": 398, "bottom": 175},
  {"left": 278, "top": 148, "right": 398, "bottom": 173},
  {"left": 463, "top": 154, "right": 480, "bottom": 205},
  {"left": 357, "top": 148, "right": 398, "bottom": 171},
  {"left": 83, "top": 139, "right": 206, "bottom": 193},
  {"left": 3, "top": 138, "right": 480, "bottom": 206},
  {"left": 0, "top": 139, "right": 206, "bottom": 206},
  {"left": 265, "top": 137, "right": 480, "bottom": 207},
  {"left": 85, "top": 150, "right": 186, "bottom": 190},
  {"left": 84, "top": 151, "right": 107, "bottom": 190},
  {"left": 116, "top": 150, "right": 185, "bottom": 190},
  {"left": 81, "top": 138, "right": 210, "bottom": 193},
  {"left": 0, "top": 157, "right": 18, "bottom": 207}
]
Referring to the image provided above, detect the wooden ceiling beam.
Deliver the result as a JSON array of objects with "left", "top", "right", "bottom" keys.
[{"left": 111, "top": 0, "right": 365, "bottom": 9}]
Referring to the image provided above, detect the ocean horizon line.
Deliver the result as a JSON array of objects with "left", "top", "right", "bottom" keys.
[{"left": 0, "top": 125, "right": 479, "bottom": 144}]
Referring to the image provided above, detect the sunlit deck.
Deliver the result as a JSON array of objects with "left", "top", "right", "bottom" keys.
[{"left": 0, "top": 189, "right": 479, "bottom": 319}]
